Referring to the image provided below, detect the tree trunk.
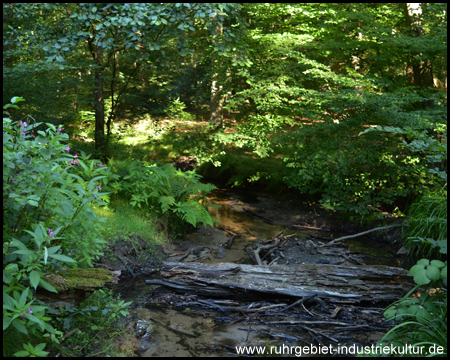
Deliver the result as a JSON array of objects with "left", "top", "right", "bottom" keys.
[
  {"left": 147, "top": 262, "right": 414, "bottom": 304},
  {"left": 210, "top": 75, "right": 224, "bottom": 128},
  {"left": 93, "top": 44, "right": 105, "bottom": 153},
  {"left": 106, "top": 42, "right": 119, "bottom": 142},
  {"left": 209, "top": 22, "right": 224, "bottom": 129}
]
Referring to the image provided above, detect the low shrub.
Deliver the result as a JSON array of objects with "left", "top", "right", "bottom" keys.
[{"left": 108, "top": 160, "right": 219, "bottom": 236}]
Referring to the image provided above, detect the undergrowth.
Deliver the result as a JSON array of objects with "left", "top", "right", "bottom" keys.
[
  {"left": 48, "top": 288, "right": 134, "bottom": 357},
  {"left": 403, "top": 185, "right": 447, "bottom": 257}
]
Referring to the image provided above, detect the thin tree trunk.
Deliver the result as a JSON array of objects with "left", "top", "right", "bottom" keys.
[
  {"left": 93, "top": 44, "right": 105, "bottom": 153},
  {"left": 106, "top": 40, "right": 119, "bottom": 142},
  {"left": 210, "top": 75, "right": 224, "bottom": 128},
  {"left": 209, "top": 22, "right": 224, "bottom": 129}
]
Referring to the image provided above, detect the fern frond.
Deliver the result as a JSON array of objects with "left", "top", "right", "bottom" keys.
[{"left": 158, "top": 195, "right": 176, "bottom": 213}]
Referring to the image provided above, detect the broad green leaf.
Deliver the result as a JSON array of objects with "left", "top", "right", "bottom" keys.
[
  {"left": 3, "top": 317, "right": 12, "bottom": 331},
  {"left": 29, "top": 270, "right": 41, "bottom": 290},
  {"left": 426, "top": 265, "right": 441, "bottom": 281},
  {"left": 48, "top": 254, "right": 77, "bottom": 263},
  {"left": 3, "top": 292, "right": 15, "bottom": 307},
  {"left": 413, "top": 270, "right": 431, "bottom": 285},
  {"left": 5, "top": 263, "right": 19, "bottom": 272},
  {"left": 441, "top": 266, "right": 447, "bottom": 279},
  {"left": 430, "top": 259, "right": 445, "bottom": 268},
  {"left": 67, "top": 173, "right": 85, "bottom": 183},
  {"left": 46, "top": 245, "right": 61, "bottom": 255},
  {"left": 19, "top": 287, "right": 30, "bottom": 307},
  {"left": 38, "top": 278, "right": 58, "bottom": 293},
  {"left": 12, "top": 319, "right": 28, "bottom": 335},
  {"left": 12, "top": 249, "right": 35, "bottom": 256},
  {"left": 14, "top": 351, "right": 30, "bottom": 357},
  {"left": 35, "top": 343, "right": 48, "bottom": 352},
  {"left": 27, "top": 199, "right": 39, "bottom": 207},
  {"left": 27, "top": 314, "right": 46, "bottom": 331},
  {"left": 11, "top": 96, "right": 25, "bottom": 104}
]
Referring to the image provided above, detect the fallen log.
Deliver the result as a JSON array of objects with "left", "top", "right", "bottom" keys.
[{"left": 146, "top": 262, "right": 413, "bottom": 304}]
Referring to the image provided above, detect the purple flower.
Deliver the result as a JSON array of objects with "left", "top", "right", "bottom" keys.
[
  {"left": 74, "top": 154, "right": 78, "bottom": 158},
  {"left": 65, "top": 145, "right": 71, "bottom": 152},
  {"left": 96, "top": 185, "right": 102, "bottom": 190},
  {"left": 48, "top": 229, "right": 54, "bottom": 237},
  {"left": 28, "top": 308, "right": 33, "bottom": 314},
  {"left": 97, "top": 162, "right": 103, "bottom": 167},
  {"left": 21, "top": 130, "right": 26, "bottom": 136}
]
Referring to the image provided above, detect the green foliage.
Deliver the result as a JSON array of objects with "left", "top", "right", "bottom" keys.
[
  {"left": 3, "top": 98, "right": 116, "bottom": 356},
  {"left": 409, "top": 259, "right": 447, "bottom": 286},
  {"left": 109, "top": 161, "right": 218, "bottom": 235},
  {"left": 374, "top": 258, "right": 447, "bottom": 356},
  {"left": 13, "top": 343, "right": 49, "bottom": 358},
  {"left": 96, "top": 197, "right": 165, "bottom": 243},
  {"left": 373, "top": 177, "right": 447, "bottom": 356},
  {"left": 403, "top": 186, "right": 447, "bottom": 257},
  {"left": 3, "top": 3, "right": 249, "bottom": 156},
  {"left": 166, "top": 98, "right": 196, "bottom": 121},
  {"left": 50, "top": 288, "right": 132, "bottom": 357},
  {"left": 3, "top": 111, "right": 117, "bottom": 267},
  {"left": 189, "top": 3, "right": 447, "bottom": 216}
]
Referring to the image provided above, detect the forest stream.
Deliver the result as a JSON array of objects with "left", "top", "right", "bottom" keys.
[{"left": 112, "top": 188, "right": 413, "bottom": 357}]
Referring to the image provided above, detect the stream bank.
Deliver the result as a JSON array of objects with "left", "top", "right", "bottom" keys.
[{"left": 105, "top": 187, "right": 412, "bottom": 357}]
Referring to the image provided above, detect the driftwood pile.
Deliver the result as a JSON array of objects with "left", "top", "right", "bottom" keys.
[
  {"left": 145, "top": 260, "right": 413, "bottom": 347},
  {"left": 145, "top": 225, "right": 412, "bottom": 346},
  {"left": 145, "top": 288, "right": 392, "bottom": 347},
  {"left": 245, "top": 230, "right": 367, "bottom": 266}
]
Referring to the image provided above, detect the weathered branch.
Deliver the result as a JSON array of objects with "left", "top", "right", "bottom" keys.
[{"left": 319, "top": 224, "right": 402, "bottom": 247}]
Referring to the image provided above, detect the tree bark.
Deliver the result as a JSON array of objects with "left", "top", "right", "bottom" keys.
[
  {"left": 105, "top": 36, "right": 119, "bottom": 142},
  {"left": 210, "top": 76, "right": 224, "bottom": 128},
  {"left": 89, "top": 37, "right": 106, "bottom": 154},
  {"left": 147, "top": 262, "right": 414, "bottom": 304},
  {"left": 209, "top": 22, "right": 224, "bottom": 129}
]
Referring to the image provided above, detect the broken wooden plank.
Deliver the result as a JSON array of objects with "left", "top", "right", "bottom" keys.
[{"left": 146, "top": 262, "right": 413, "bottom": 304}]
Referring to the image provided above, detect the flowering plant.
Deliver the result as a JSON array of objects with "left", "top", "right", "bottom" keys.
[{"left": 3, "top": 97, "right": 117, "bottom": 355}]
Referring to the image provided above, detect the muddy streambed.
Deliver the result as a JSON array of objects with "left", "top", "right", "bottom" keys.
[{"left": 115, "top": 188, "right": 409, "bottom": 357}]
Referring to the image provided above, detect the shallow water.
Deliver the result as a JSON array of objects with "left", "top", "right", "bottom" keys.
[{"left": 116, "top": 188, "right": 408, "bottom": 357}]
